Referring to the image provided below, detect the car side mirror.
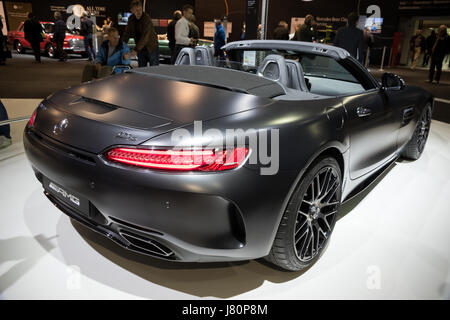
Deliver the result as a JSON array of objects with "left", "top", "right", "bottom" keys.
[{"left": 381, "top": 73, "right": 405, "bottom": 91}]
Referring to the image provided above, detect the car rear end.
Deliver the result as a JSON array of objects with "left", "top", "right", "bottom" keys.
[{"left": 23, "top": 76, "right": 296, "bottom": 263}]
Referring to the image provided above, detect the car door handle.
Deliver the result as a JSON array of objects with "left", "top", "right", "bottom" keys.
[{"left": 357, "top": 106, "right": 372, "bottom": 118}]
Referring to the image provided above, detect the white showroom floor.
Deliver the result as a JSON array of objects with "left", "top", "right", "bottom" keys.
[{"left": 0, "top": 119, "right": 449, "bottom": 299}]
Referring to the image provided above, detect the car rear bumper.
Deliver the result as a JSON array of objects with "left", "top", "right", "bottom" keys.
[
  {"left": 63, "top": 46, "right": 86, "bottom": 53},
  {"left": 24, "top": 127, "right": 298, "bottom": 262}
]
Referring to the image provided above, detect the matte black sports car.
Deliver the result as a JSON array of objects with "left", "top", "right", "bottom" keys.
[{"left": 24, "top": 41, "right": 433, "bottom": 271}]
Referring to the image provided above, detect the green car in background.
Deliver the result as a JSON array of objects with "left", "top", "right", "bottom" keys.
[{"left": 127, "top": 34, "right": 213, "bottom": 62}]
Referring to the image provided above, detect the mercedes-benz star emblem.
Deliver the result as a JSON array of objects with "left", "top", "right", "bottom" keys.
[{"left": 53, "top": 119, "right": 69, "bottom": 135}]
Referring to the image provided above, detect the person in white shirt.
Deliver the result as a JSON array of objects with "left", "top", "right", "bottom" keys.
[{"left": 174, "top": 4, "right": 195, "bottom": 60}]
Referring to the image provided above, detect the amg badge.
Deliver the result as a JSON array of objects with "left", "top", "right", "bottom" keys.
[{"left": 49, "top": 182, "right": 80, "bottom": 206}]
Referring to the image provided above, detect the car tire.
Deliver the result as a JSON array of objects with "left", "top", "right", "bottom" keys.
[
  {"left": 81, "top": 52, "right": 88, "bottom": 58},
  {"left": 14, "top": 40, "right": 24, "bottom": 54},
  {"left": 401, "top": 103, "right": 432, "bottom": 161},
  {"left": 266, "top": 157, "right": 342, "bottom": 271},
  {"left": 46, "top": 44, "right": 55, "bottom": 58}
]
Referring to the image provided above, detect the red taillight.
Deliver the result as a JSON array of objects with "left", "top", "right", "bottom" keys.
[
  {"left": 105, "top": 147, "right": 249, "bottom": 172},
  {"left": 29, "top": 109, "right": 37, "bottom": 127}
]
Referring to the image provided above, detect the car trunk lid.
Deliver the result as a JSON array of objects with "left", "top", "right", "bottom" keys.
[{"left": 34, "top": 72, "right": 273, "bottom": 154}]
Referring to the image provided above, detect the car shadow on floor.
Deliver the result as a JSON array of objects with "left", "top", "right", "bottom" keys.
[
  {"left": 66, "top": 219, "right": 309, "bottom": 298},
  {"left": 338, "top": 161, "right": 397, "bottom": 220},
  {"left": 23, "top": 160, "right": 398, "bottom": 299},
  {"left": 0, "top": 234, "right": 57, "bottom": 293}
]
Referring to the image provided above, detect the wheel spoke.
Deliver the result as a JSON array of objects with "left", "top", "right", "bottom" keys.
[
  {"left": 324, "top": 210, "right": 338, "bottom": 217},
  {"left": 297, "top": 209, "right": 309, "bottom": 218},
  {"left": 295, "top": 219, "right": 308, "bottom": 237},
  {"left": 298, "top": 228, "right": 311, "bottom": 256},
  {"left": 309, "top": 227, "right": 314, "bottom": 258},
  {"left": 323, "top": 180, "right": 339, "bottom": 203},
  {"left": 315, "top": 226, "right": 320, "bottom": 252},
  {"left": 293, "top": 165, "right": 341, "bottom": 262},
  {"left": 321, "top": 201, "right": 340, "bottom": 207},
  {"left": 295, "top": 225, "right": 309, "bottom": 245},
  {"left": 321, "top": 211, "right": 337, "bottom": 231},
  {"left": 321, "top": 168, "right": 332, "bottom": 199},
  {"left": 315, "top": 175, "right": 321, "bottom": 201},
  {"left": 319, "top": 227, "right": 328, "bottom": 239}
]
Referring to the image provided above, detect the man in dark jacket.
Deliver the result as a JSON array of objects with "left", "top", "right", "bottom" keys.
[
  {"left": 80, "top": 13, "right": 95, "bottom": 61},
  {"left": 428, "top": 25, "right": 450, "bottom": 84},
  {"left": 189, "top": 15, "right": 200, "bottom": 47},
  {"left": 214, "top": 19, "right": 226, "bottom": 59},
  {"left": 24, "top": 13, "right": 43, "bottom": 63},
  {"left": 167, "top": 10, "right": 182, "bottom": 64},
  {"left": 53, "top": 12, "right": 67, "bottom": 61},
  {"left": 333, "top": 12, "right": 364, "bottom": 63},
  {"left": 423, "top": 30, "right": 436, "bottom": 67},
  {"left": 122, "top": 0, "right": 159, "bottom": 67},
  {"left": 272, "top": 21, "right": 289, "bottom": 40},
  {"left": 293, "top": 14, "right": 316, "bottom": 42}
]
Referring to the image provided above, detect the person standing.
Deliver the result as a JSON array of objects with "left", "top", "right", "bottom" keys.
[
  {"left": 363, "top": 27, "right": 374, "bottom": 66},
  {"left": 80, "top": 13, "right": 95, "bottom": 61},
  {"left": 428, "top": 25, "right": 450, "bottom": 84},
  {"left": 0, "top": 99, "right": 11, "bottom": 148},
  {"left": 53, "top": 12, "right": 67, "bottom": 62},
  {"left": 0, "top": 15, "right": 6, "bottom": 65},
  {"left": 333, "top": 12, "right": 364, "bottom": 63},
  {"left": 174, "top": 5, "right": 195, "bottom": 60},
  {"left": 103, "top": 17, "right": 113, "bottom": 30},
  {"left": 167, "top": 10, "right": 182, "bottom": 64},
  {"left": 423, "top": 30, "right": 436, "bottom": 67},
  {"left": 122, "top": 0, "right": 159, "bottom": 67},
  {"left": 410, "top": 29, "right": 425, "bottom": 70},
  {"left": 240, "top": 22, "right": 246, "bottom": 40},
  {"left": 189, "top": 15, "right": 200, "bottom": 48},
  {"left": 100, "top": 16, "right": 113, "bottom": 42},
  {"left": 214, "top": 19, "right": 226, "bottom": 60},
  {"left": 24, "top": 13, "right": 43, "bottom": 63},
  {"left": 293, "top": 14, "right": 316, "bottom": 42},
  {"left": 272, "top": 21, "right": 289, "bottom": 40}
]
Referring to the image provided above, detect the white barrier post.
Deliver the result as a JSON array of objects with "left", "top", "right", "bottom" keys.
[
  {"left": 365, "top": 47, "right": 370, "bottom": 68},
  {"left": 379, "top": 46, "right": 386, "bottom": 72}
]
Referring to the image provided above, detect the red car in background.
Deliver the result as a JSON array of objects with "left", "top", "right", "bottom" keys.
[{"left": 7, "top": 21, "right": 86, "bottom": 58}]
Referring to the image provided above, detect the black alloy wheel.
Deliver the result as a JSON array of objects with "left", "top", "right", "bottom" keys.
[
  {"left": 266, "top": 157, "right": 342, "bottom": 271},
  {"left": 294, "top": 165, "right": 340, "bottom": 262},
  {"left": 402, "top": 103, "right": 432, "bottom": 160},
  {"left": 417, "top": 106, "right": 432, "bottom": 154}
]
